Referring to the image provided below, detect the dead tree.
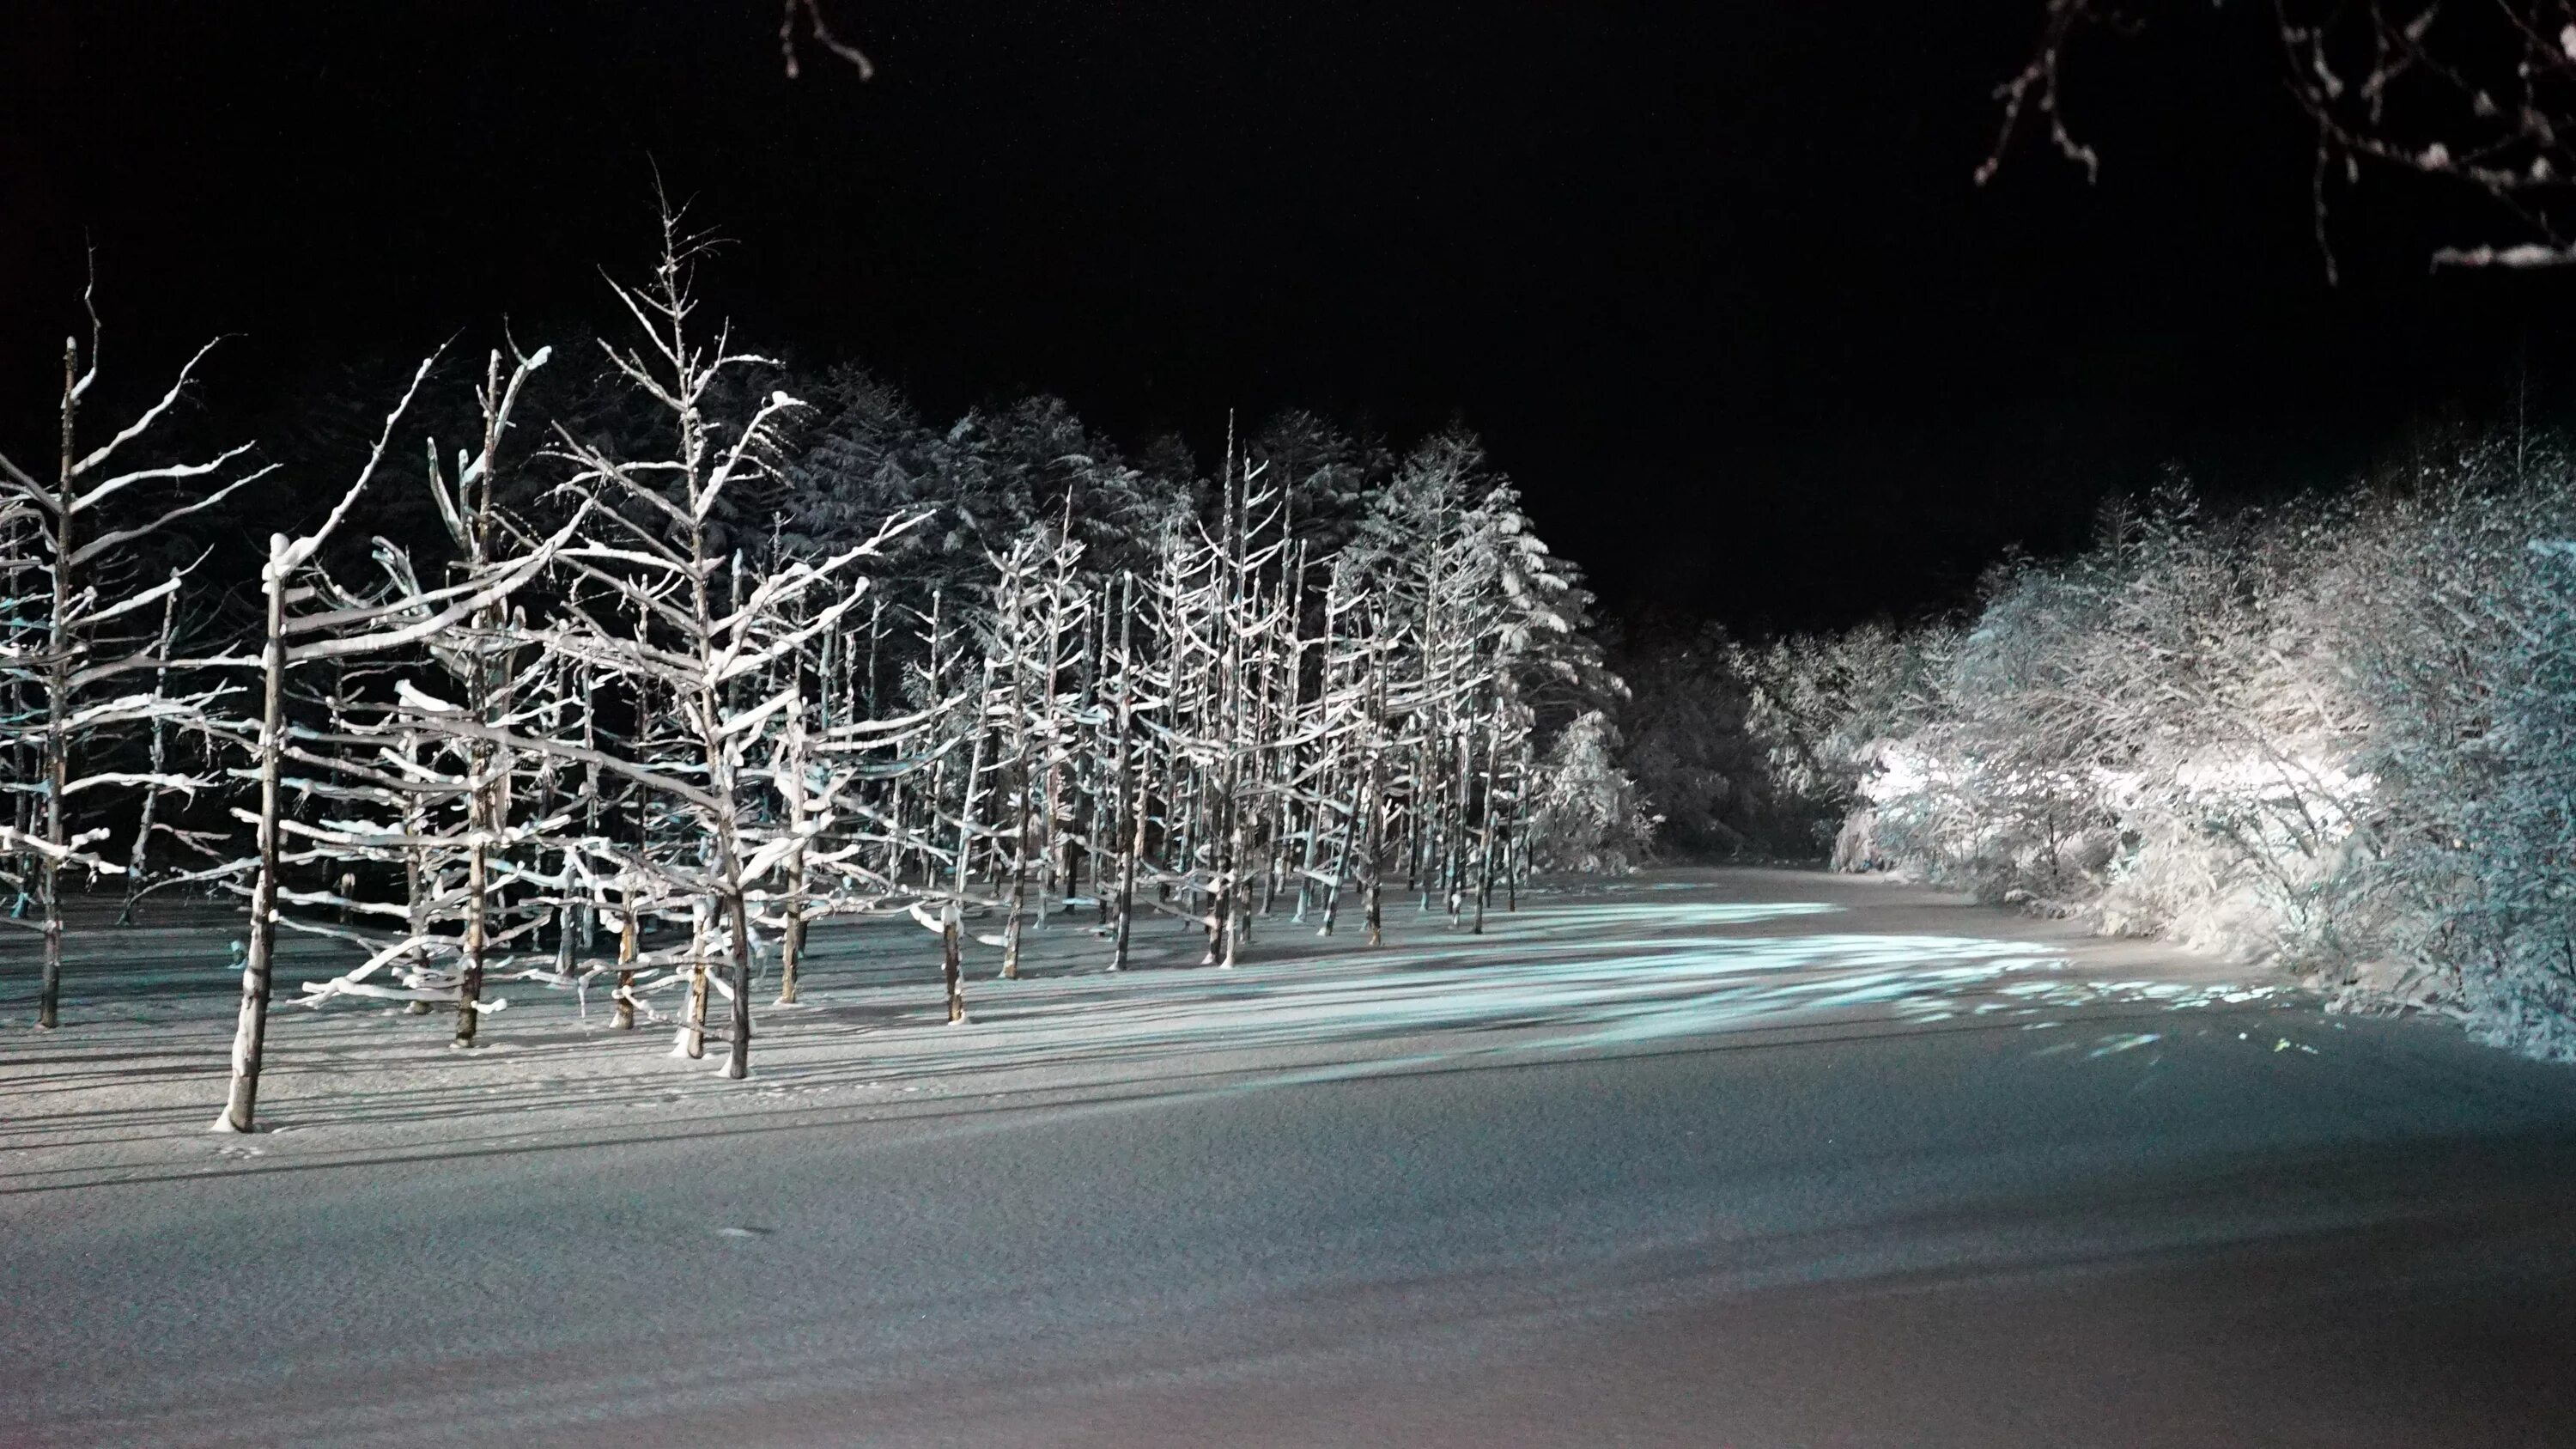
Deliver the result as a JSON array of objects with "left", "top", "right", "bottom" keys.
[
  {"left": 217, "top": 351, "right": 576, "bottom": 1131},
  {"left": 1, "top": 289, "right": 267, "bottom": 1028},
  {"left": 524, "top": 198, "right": 929, "bottom": 1075},
  {"left": 1987, "top": 1, "right": 2576, "bottom": 275}
]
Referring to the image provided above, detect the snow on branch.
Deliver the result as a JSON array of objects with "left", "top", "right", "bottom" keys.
[{"left": 1986, "top": 1, "right": 2576, "bottom": 278}]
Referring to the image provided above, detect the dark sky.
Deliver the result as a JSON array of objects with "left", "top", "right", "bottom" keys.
[{"left": 8, "top": 1, "right": 2576, "bottom": 629}]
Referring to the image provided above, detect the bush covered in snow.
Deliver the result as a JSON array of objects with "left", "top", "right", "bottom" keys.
[{"left": 1749, "top": 447, "right": 2576, "bottom": 1059}]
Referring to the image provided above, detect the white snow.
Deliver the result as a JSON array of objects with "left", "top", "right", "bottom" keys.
[{"left": 0, "top": 871, "right": 2283, "bottom": 1190}]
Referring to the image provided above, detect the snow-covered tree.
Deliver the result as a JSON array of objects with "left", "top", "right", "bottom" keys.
[
  {"left": 511, "top": 198, "right": 932, "bottom": 1076},
  {"left": 1, "top": 291, "right": 266, "bottom": 1028},
  {"left": 217, "top": 350, "right": 580, "bottom": 1131},
  {"left": 1523, "top": 709, "right": 1651, "bottom": 874}
]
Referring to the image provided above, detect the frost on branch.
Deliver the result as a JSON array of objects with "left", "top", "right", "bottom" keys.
[
  {"left": 779, "top": 0, "right": 873, "bottom": 80},
  {"left": 1985, "top": 1, "right": 2576, "bottom": 278}
]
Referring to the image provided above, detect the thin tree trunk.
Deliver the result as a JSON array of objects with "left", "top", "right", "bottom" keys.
[
  {"left": 942, "top": 902, "right": 968, "bottom": 1024},
  {"left": 117, "top": 586, "right": 182, "bottom": 927},
  {"left": 775, "top": 860, "right": 807, "bottom": 1004},
  {"left": 775, "top": 701, "right": 810, "bottom": 1006},
  {"left": 612, "top": 886, "right": 637, "bottom": 1031},
  {"left": 218, "top": 538, "right": 289, "bottom": 1132},
  {"left": 1001, "top": 569, "right": 1034, "bottom": 979},
  {"left": 579, "top": 668, "right": 602, "bottom": 953},
  {"left": 453, "top": 832, "right": 489, "bottom": 1047},
  {"left": 453, "top": 585, "right": 502, "bottom": 1044},
  {"left": 1473, "top": 712, "right": 1500, "bottom": 935},
  {"left": 1321, "top": 764, "right": 1364, "bottom": 936},
  {"left": 945, "top": 711, "right": 987, "bottom": 1022},
  {"left": 722, "top": 869, "right": 753, "bottom": 1079},
  {"left": 681, "top": 904, "right": 711, "bottom": 1060},
  {"left": 1364, "top": 735, "right": 1387, "bottom": 949},
  {"left": 37, "top": 340, "right": 75, "bottom": 1028},
  {"left": 1108, "top": 575, "right": 1138, "bottom": 971}
]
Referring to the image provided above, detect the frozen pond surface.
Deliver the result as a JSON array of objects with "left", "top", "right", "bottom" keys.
[{"left": 3, "top": 869, "right": 2573, "bottom": 1446}]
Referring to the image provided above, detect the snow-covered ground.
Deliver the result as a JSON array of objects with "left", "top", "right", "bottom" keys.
[
  {"left": 2, "top": 872, "right": 2268, "bottom": 1186},
  {"left": 5, "top": 870, "right": 2573, "bottom": 1448}
]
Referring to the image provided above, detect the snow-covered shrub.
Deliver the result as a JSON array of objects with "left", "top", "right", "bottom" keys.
[
  {"left": 1838, "top": 489, "right": 2369, "bottom": 946},
  {"left": 1524, "top": 709, "right": 1653, "bottom": 874},
  {"left": 1801, "top": 444, "right": 2576, "bottom": 1057},
  {"left": 1845, "top": 548, "right": 2133, "bottom": 907},
  {"left": 2317, "top": 453, "right": 2576, "bottom": 1059},
  {"left": 2073, "top": 496, "right": 2369, "bottom": 959}
]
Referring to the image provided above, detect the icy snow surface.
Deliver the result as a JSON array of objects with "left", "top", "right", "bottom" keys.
[
  {"left": 6, "top": 869, "right": 2575, "bottom": 1449},
  {"left": 0, "top": 872, "right": 2280, "bottom": 1185}
]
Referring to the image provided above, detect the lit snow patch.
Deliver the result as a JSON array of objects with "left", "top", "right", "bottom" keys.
[
  {"left": 828, "top": 930, "right": 2077, "bottom": 1080},
  {"left": 2087, "top": 1032, "right": 2161, "bottom": 1058}
]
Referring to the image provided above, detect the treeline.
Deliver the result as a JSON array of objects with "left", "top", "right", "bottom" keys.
[
  {"left": 1619, "top": 444, "right": 2576, "bottom": 1060},
  {"left": 1, "top": 209, "right": 1648, "bottom": 1127}
]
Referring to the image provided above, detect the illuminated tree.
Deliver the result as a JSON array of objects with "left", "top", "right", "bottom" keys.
[{"left": 0, "top": 288, "right": 266, "bottom": 1028}]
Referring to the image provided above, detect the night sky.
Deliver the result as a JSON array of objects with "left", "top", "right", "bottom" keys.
[{"left": 9, "top": 1, "right": 2576, "bottom": 628}]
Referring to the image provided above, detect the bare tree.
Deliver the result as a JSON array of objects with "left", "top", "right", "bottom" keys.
[
  {"left": 0, "top": 285, "right": 266, "bottom": 1029},
  {"left": 779, "top": 0, "right": 875, "bottom": 80},
  {"left": 526, "top": 198, "right": 927, "bottom": 1076},
  {"left": 216, "top": 350, "right": 580, "bottom": 1132},
  {"left": 1988, "top": 1, "right": 2576, "bottom": 275}
]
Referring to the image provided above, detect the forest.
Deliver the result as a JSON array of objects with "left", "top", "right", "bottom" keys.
[
  {"left": 0, "top": 209, "right": 1649, "bottom": 1130},
  {"left": 16, "top": 204, "right": 2576, "bottom": 1124},
  {"left": 16, "top": 198, "right": 2576, "bottom": 1154},
  {"left": 15, "top": 10, "right": 2576, "bottom": 1445}
]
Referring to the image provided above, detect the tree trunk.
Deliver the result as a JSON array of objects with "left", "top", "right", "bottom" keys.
[
  {"left": 1108, "top": 575, "right": 1137, "bottom": 971},
  {"left": 776, "top": 873, "right": 806, "bottom": 1005},
  {"left": 775, "top": 711, "right": 809, "bottom": 1006},
  {"left": 722, "top": 876, "right": 753, "bottom": 1079},
  {"left": 118, "top": 587, "right": 181, "bottom": 927},
  {"left": 680, "top": 903, "right": 710, "bottom": 1059},
  {"left": 1472, "top": 714, "right": 1499, "bottom": 935},
  {"left": 218, "top": 537, "right": 289, "bottom": 1132},
  {"left": 37, "top": 340, "right": 75, "bottom": 1028},
  {"left": 612, "top": 892, "right": 637, "bottom": 1031},
  {"left": 942, "top": 902, "right": 968, "bottom": 1024},
  {"left": 453, "top": 833, "right": 488, "bottom": 1047},
  {"left": 1364, "top": 749, "right": 1386, "bottom": 949},
  {"left": 945, "top": 711, "right": 987, "bottom": 1021},
  {"left": 1321, "top": 768, "right": 1364, "bottom": 936}
]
